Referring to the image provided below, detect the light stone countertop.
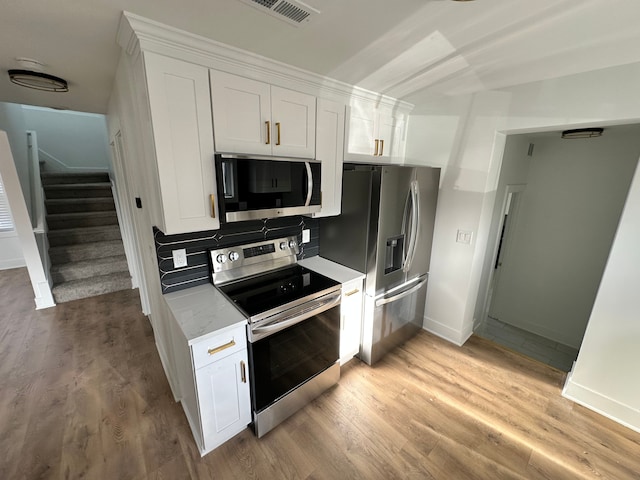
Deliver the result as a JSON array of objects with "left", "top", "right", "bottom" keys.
[
  {"left": 163, "top": 283, "right": 247, "bottom": 345},
  {"left": 299, "top": 256, "right": 365, "bottom": 284}
]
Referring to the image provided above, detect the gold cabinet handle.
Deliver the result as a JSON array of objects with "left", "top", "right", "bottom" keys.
[
  {"left": 208, "top": 338, "right": 235, "bottom": 356},
  {"left": 240, "top": 360, "right": 247, "bottom": 383},
  {"left": 276, "top": 122, "right": 281, "bottom": 145},
  {"left": 210, "top": 194, "right": 216, "bottom": 218},
  {"left": 379, "top": 139, "right": 384, "bottom": 156},
  {"left": 345, "top": 288, "right": 360, "bottom": 297},
  {"left": 265, "top": 121, "right": 271, "bottom": 145},
  {"left": 374, "top": 139, "right": 379, "bottom": 156}
]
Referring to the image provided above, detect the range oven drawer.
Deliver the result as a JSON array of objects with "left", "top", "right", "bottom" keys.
[{"left": 192, "top": 323, "right": 247, "bottom": 370}]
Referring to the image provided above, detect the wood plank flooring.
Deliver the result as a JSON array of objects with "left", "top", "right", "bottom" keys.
[{"left": 1, "top": 267, "right": 639, "bottom": 479}]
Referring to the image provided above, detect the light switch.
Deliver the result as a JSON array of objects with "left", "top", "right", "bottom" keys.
[
  {"left": 172, "top": 249, "right": 188, "bottom": 268},
  {"left": 456, "top": 230, "right": 473, "bottom": 245},
  {"left": 302, "top": 229, "right": 311, "bottom": 244}
]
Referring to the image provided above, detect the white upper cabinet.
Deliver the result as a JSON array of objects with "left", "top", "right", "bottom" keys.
[
  {"left": 345, "top": 100, "right": 406, "bottom": 163},
  {"left": 312, "top": 98, "right": 345, "bottom": 218},
  {"left": 144, "top": 52, "right": 220, "bottom": 234},
  {"left": 210, "top": 70, "right": 316, "bottom": 158},
  {"left": 209, "top": 73, "right": 272, "bottom": 156}
]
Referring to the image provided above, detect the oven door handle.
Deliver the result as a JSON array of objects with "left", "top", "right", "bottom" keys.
[{"left": 251, "top": 291, "right": 341, "bottom": 340}]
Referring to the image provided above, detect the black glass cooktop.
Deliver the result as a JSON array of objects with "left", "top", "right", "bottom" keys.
[{"left": 218, "top": 265, "right": 339, "bottom": 318}]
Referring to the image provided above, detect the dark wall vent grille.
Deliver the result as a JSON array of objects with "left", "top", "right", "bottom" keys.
[
  {"left": 239, "top": 0, "right": 318, "bottom": 26},
  {"left": 274, "top": 2, "right": 311, "bottom": 23}
]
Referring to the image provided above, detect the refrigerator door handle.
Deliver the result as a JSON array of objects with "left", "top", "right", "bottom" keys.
[
  {"left": 403, "top": 180, "right": 420, "bottom": 272},
  {"left": 375, "top": 277, "right": 427, "bottom": 307}
]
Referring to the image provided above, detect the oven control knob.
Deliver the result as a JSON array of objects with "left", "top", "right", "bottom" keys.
[
  {"left": 279, "top": 242, "right": 288, "bottom": 251},
  {"left": 229, "top": 251, "right": 239, "bottom": 261},
  {"left": 216, "top": 254, "right": 227, "bottom": 264},
  {"left": 288, "top": 240, "right": 297, "bottom": 249}
]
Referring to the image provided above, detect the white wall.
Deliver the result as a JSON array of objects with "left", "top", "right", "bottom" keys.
[
  {"left": 0, "top": 103, "right": 31, "bottom": 217},
  {"left": 0, "top": 103, "right": 29, "bottom": 269},
  {"left": 490, "top": 130, "right": 639, "bottom": 348},
  {"left": 21, "top": 106, "right": 110, "bottom": 172},
  {"left": 475, "top": 134, "right": 532, "bottom": 328},
  {"left": 563, "top": 161, "right": 640, "bottom": 432},
  {"left": 406, "top": 60, "right": 640, "bottom": 431}
]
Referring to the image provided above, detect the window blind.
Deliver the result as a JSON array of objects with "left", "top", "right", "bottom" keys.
[{"left": 0, "top": 177, "right": 15, "bottom": 232}]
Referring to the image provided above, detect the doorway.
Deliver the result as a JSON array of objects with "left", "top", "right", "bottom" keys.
[{"left": 476, "top": 125, "right": 640, "bottom": 371}]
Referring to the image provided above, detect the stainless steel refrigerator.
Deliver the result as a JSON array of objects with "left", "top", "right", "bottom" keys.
[{"left": 320, "top": 163, "right": 440, "bottom": 365}]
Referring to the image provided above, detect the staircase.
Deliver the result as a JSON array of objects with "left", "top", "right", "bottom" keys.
[{"left": 42, "top": 172, "right": 131, "bottom": 303}]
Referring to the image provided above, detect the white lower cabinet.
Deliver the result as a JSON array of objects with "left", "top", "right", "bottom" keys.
[
  {"left": 340, "top": 278, "right": 364, "bottom": 365},
  {"left": 169, "top": 317, "right": 251, "bottom": 456},
  {"left": 196, "top": 349, "right": 251, "bottom": 453}
]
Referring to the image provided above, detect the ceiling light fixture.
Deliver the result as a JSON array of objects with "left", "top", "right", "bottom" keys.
[
  {"left": 8, "top": 69, "right": 69, "bottom": 92},
  {"left": 561, "top": 128, "right": 603, "bottom": 139}
]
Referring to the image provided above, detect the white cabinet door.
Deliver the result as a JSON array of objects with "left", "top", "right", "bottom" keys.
[
  {"left": 270, "top": 86, "right": 316, "bottom": 158},
  {"left": 313, "top": 98, "right": 345, "bottom": 217},
  {"left": 340, "top": 279, "right": 364, "bottom": 365},
  {"left": 377, "top": 111, "right": 406, "bottom": 162},
  {"left": 144, "top": 52, "right": 220, "bottom": 234},
  {"left": 345, "top": 102, "right": 407, "bottom": 164},
  {"left": 210, "top": 71, "right": 316, "bottom": 158},
  {"left": 345, "top": 102, "right": 377, "bottom": 159},
  {"left": 196, "top": 349, "right": 251, "bottom": 453},
  {"left": 210, "top": 70, "right": 272, "bottom": 156}
]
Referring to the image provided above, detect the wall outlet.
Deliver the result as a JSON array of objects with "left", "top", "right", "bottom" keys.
[
  {"left": 172, "top": 249, "right": 188, "bottom": 268},
  {"left": 302, "top": 229, "right": 311, "bottom": 244}
]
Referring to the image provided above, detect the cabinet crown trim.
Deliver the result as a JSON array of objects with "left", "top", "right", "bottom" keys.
[{"left": 117, "top": 11, "right": 413, "bottom": 114}]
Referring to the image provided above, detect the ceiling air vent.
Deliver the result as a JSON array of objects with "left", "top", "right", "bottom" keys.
[{"left": 238, "top": 0, "right": 319, "bottom": 26}]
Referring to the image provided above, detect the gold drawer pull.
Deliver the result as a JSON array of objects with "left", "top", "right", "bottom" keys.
[
  {"left": 345, "top": 288, "right": 360, "bottom": 297},
  {"left": 240, "top": 360, "right": 247, "bottom": 383},
  {"left": 374, "top": 139, "right": 379, "bottom": 156},
  {"left": 265, "top": 121, "right": 271, "bottom": 145},
  {"left": 210, "top": 194, "right": 216, "bottom": 218},
  {"left": 208, "top": 339, "right": 235, "bottom": 356},
  {"left": 276, "top": 122, "right": 281, "bottom": 145},
  {"left": 379, "top": 139, "right": 384, "bottom": 156}
]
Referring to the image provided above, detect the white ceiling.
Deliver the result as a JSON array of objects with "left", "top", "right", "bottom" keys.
[{"left": 1, "top": 0, "right": 640, "bottom": 114}]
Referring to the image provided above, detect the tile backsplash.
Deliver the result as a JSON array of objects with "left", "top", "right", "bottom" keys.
[{"left": 154, "top": 216, "right": 319, "bottom": 293}]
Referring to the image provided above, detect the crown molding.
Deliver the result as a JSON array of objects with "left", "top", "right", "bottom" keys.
[{"left": 117, "top": 11, "right": 413, "bottom": 113}]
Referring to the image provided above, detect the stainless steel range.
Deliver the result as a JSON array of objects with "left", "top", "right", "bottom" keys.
[{"left": 210, "top": 236, "right": 341, "bottom": 438}]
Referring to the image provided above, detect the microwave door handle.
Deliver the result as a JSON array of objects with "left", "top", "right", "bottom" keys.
[{"left": 304, "top": 162, "right": 313, "bottom": 207}]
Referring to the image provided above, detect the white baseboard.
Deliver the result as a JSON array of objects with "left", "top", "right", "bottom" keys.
[
  {"left": 563, "top": 369, "right": 640, "bottom": 434},
  {"left": 0, "top": 259, "right": 27, "bottom": 270},
  {"left": 423, "top": 316, "right": 473, "bottom": 346}
]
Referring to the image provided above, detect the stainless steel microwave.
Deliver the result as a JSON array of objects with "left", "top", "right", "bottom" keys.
[{"left": 215, "top": 154, "right": 321, "bottom": 223}]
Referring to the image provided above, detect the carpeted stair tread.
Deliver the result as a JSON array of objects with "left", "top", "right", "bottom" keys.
[
  {"left": 45, "top": 197, "right": 115, "bottom": 214},
  {"left": 49, "top": 239, "right": 125, "bottom": 264},
  {"left": 47, "top": 210, "right": 118, "bottom": 229},
  {"left": 52, "top": 271, "right": 132, "bottom": 303},
  {"left": 43, "top": 183, "right": 112, "bottom": 199},
  {"left": 50, "top": 255, "right": 129, "bottom": 283},
  {"left": 47, "top": 224, "right": 122, "bottom": 247},
  {"left": 41, "top": 172, "right": 110, "bottom": 185}
]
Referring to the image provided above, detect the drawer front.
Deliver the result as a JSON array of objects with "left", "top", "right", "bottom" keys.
[{"left": 192, "top": 324, "right": 247, "bottom": 370}]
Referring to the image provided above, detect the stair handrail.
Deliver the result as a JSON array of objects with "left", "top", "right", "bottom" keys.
[{"left": 37, "top": 148, "right": 110, "bottom": 173}]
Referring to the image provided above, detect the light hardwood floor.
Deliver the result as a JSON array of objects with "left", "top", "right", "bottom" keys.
[{"left": 1, "top": 267, "right": 639, "bottom": 479}]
